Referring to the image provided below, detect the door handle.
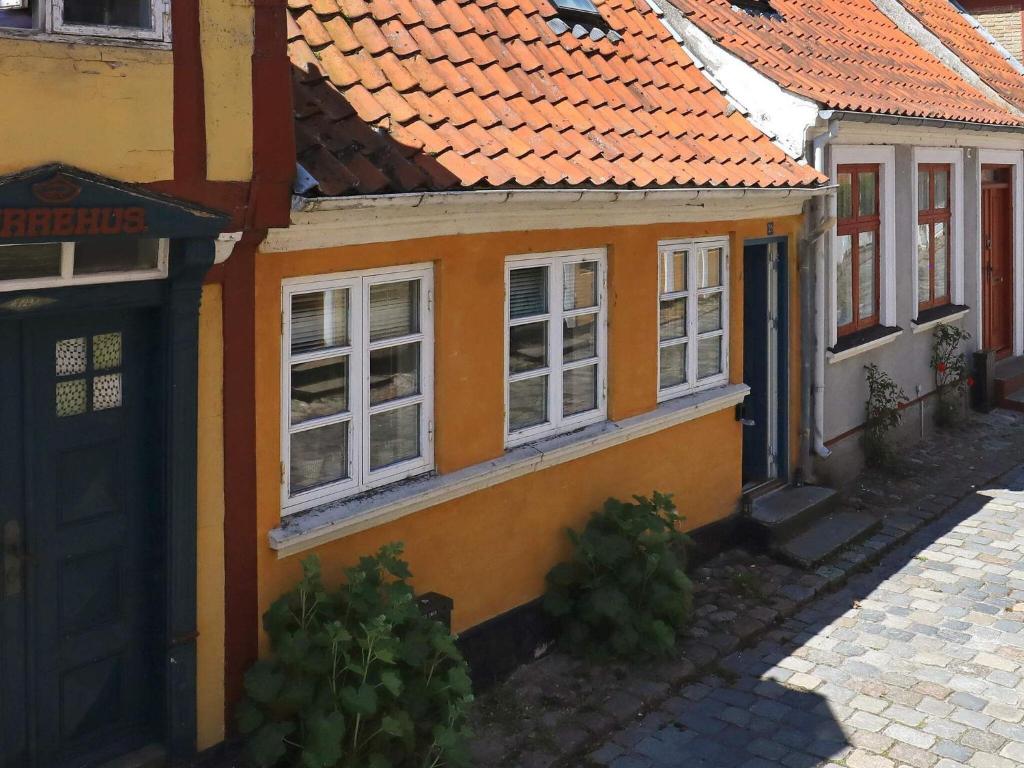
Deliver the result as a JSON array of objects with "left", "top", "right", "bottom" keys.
[{"left": 3, "top": 520, "right": 26, "bottom": 598}]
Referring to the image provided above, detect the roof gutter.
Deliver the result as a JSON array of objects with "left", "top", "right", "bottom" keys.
[
  {"left": 821, "top": 109, "right": 1024, "bottom": 133},
  {"left": 293, "top": 185, "right": 829, "bottom": 213}
]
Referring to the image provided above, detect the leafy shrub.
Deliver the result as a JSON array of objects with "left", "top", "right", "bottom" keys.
[
  {"left": 237, "top": 544, "right": 473, "bottom": 768},
  {"left": 864, "top": 363, "right": 908, "bottom": 469},
  {"left": 932, "top": 324, "right": 972, "bottom": 428},
  {"left": 542, "top": 492, "right": 694, "bottom": 659}
]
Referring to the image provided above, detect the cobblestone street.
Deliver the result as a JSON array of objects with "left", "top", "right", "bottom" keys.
[{"left": 592, "top": 461, "right": 1024, "bottom": 768}]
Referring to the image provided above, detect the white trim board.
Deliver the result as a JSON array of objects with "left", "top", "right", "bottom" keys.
[
  {"left": 268, "top": 382, "right": 750, "bottom": 557},
  {"left": 912, "top": 147, "right": 966, "bottom": 310},
  {"left": 977, "top": 149, "right": 1024, "bottom": 357},
  {"left": 828, "top": 145, "right": 898, "bottom": 347}
]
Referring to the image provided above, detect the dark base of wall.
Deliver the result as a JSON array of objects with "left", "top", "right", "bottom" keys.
[{"left": 459, "top": 511, "right": 743, "bottom": 691}]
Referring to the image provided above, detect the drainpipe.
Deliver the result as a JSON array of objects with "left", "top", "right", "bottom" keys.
[{"left": 810, "top": 119, "right": 838, "bottom": 461}]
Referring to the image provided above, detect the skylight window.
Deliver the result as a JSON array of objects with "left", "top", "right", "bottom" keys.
[
  {"left": 730, "top": 0, "right": 778, "bottom": 16},
  {"left": 551, "top": 0, "right": 603, "bottom": 22}
]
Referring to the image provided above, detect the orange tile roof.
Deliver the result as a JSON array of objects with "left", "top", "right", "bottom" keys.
[
  {"left": 669, "top": 0, "right": 1024, "bottom": 127},
  {"left": 895, "top": 0, "right": 1024, "bottom": 112},
  {"left": 287, "top": 0, "right": 823, "bottom": 196}
]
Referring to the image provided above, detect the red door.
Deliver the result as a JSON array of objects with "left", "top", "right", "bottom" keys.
[{"left": 982, "top": 167, "right": 1014, "bottom": 357}]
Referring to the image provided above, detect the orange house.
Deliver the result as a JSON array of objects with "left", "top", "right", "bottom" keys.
[{"left": 212, "top": 0, "right": 827, "bottom": 723}]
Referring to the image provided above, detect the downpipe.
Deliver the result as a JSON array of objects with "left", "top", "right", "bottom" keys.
[{"left": 810, "top": 121, "right": 838, "bottom": 460}]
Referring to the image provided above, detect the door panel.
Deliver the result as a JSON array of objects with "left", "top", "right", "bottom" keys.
[
  {"left": 982, "top": 181, "right": 1014, "bottom": 356},
  {"left": 1, "top": 309, "right": 161, "bottom": 768}
]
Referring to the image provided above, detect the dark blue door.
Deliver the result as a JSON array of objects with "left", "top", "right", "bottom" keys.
[{"left": 1, "top": 308, "right": 162, "bottom": 768}]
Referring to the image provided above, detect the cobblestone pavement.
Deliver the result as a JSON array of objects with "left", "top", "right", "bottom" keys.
[{"left": 591, "top": 462, "right": 1024, "bottom": 768}]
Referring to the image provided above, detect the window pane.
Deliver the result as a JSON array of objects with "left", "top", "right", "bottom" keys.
[
  {"left": 509, "top": 376, "right": 547, "bottom": 431},
  {"left": 697, "top": 248, "right": 723, "bottom": 289},
  {"left": 563, "top": 313, "right": 597, "bottom": 362},
  {"left": 74, "top": 239, "right": 159, "bottom": 275},
  {"left": 290, "top": 421, "right": 348, "bottom": 493},
  {"left": 563, "top": 261, "right": 598, "bottom": 310},
  {"left": 370, "top": 404, "right": 420, "bottom": 470},
  {"left": 369, "top": 280, "right": 419, "bottom": 341},
  {"left": 918, "top": 169, "right": 930, "bottom": 211},
  {"left": 63, "top": 0, "right": 152, "bottom": 28},
  {"left": 836, "top": 234, "right": 853, "bottom": 327},
  {"left": 509, "top": 266, "right": 548, "bottom": 319},
  {"left": 697, "top": 293, "right": 722, "bottom": 333},
  {"left": 935, "top": 168, "right": 949, "bottom": 209},
  {"left": 93, "top": 373, "right": 122, "bottom": 411},
  {"left": 369, "top": 342, "right": 420, "bottom": 405},
  {"left": 837, "top": 172, "right": 852, "bottom": 220},
  {"left": 93, "top": 332, "right": 122, "bottom": 370},
  {"left": 659, "top": 297, "right": 687, "bottom": 341},
  {"left": 0, "top": 243, "right": 61, "bottom": 281},
  {"left": 509, "top": 321, "right": 547, "bottom": 374},
  {"left": 291, "top": 289, "right": 349, "bottom": 355},
  {"left": 917, "top": 223, "right": 931, "bottom": 306},
  {"left": 697, "top": 336, "right": 722, "bottom": 379},
  {"left": 662, "top": 249, "right": 687, "bottom": 293},
  {"left": 56, "top": 337, "right": 87, "bottom": 376},
  {"left": 858, "top": 171, "right": 877, "bottom": 216},
  {"left": 291, "top": 357, "right": 349, "bottom": 425},
  {"left": 858, "top": 231, "right": 876, "bottom": 320},
  {"left": 0, "top": 5, "right": 33, "bottom": 29},
  {"left": 56, "top": 379, "right": 87, "bottom": 417},
  {"left": 563, "top": 365, "right": 597, "bottom": 416},
  {"left": 659, "top": 342, "right": 686, "bottom": 390},
  {"left": 935, "top": 222, "right": 948, "bottom": 299}
]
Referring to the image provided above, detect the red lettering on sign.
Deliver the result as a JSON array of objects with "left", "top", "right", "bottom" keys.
[
  {"left": 99, "top": 207, "right": 122, "bottom": 235},
  {"left": 75, "top": 208, "right": 101, "bottom": 236},
  {"left": 1, "top": 209, "right": 26, "bottom": 238},
  {"left": 51, "top": 208, "right": 75, "bottom": 237},
  {"left": 26, "top": 208, "right": 52, "bottom": 237},
  {"left": 122, "top": 207, "right": 145, "bottom": 234}
]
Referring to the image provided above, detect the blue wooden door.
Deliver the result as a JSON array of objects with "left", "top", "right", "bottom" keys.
[{"left": 1, "top": 308, "right": 162, "bottom": 768}]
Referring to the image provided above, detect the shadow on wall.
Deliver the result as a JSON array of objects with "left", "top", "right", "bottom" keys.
[{"left": 291, "top": 63, "right": 463, "bottom": 196}]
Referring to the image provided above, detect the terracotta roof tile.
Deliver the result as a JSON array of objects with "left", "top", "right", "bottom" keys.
[
  {"left": 894, "top": 0, "right": 1024, "bottom": 112},
  {"left": 289, "top": 0, "right": 823, "bottom": 194},
  {"left": 669, "top": 0, "right": 1023, "bottom": 126}
]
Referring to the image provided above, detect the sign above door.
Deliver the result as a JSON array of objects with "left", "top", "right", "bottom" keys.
[{"left": 0, "top": 165, "right": 230, "bottom": 244}]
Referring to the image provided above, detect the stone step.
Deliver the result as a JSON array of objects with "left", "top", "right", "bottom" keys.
[
  {"left": 994, "top": 355, "right": 1024, "bottom": 402},
  {"left": 773, "top": 510, "right": 881, "bottom": 569},
  {"left": 1000, "top": 389, "right": 1024, "bottom": 414},
  {"left": 747, "top": 484, "right": 839, "bottom": 544}
]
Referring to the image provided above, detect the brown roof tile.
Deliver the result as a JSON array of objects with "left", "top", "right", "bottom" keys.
[{"left": 289, "top": 0, "right": 823, "bottom": 193}]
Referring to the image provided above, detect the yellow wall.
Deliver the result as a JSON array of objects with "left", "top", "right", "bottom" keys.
[
  {"left": 254, "top": 217, "right": 804, "bottom": 636},
  {"left": 196, "top": 284, "right": 226, "bottom": 751},
  {"left": 0, "top": 0, "right": 254, "bottom": 182}
]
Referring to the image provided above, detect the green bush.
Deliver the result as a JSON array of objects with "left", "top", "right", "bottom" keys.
[
  {"left": 864, "top": 363, "right": 907, "bottom": 469},
  {"left": 932, "top": 324, "right": 971, "bottom": 428},
  {"left": 542, "top": 492, "right": 694, "bottom": 659},
  {"left": 237, "top": 544, "right": 473, "bottom": 768}
]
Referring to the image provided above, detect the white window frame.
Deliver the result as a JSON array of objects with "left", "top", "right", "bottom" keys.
[
  {"left": 912, "top": 147, "right": 964, "bottom": 313},
  {"left": 281, "top": 264, "right": 435, "bottom": 515},
  {"left": 657, "top": 236, "right": 731, "bottom": 402},
  {"left": 829, "top": 145, "right": 897, "bottom": 346},
  {"left": 0, "top": 239, "right": 169, "bottom": 292},
  {"left": 505, "top": 248, "right": 608, "bottom": 448},
  {"left": 0, "top": 0, "right": 170, "bottom": 42}
]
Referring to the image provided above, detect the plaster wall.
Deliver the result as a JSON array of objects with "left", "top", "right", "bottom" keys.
[{"left": 250, "top": 216, "right": 805, "bottom": 639}]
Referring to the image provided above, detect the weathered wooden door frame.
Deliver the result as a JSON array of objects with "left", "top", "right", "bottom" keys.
[
  {"left": 981, "top": 165, "right": 1015, "bottom": 358},
  {"left": 0, "top": 237, "right": 213, "bottom": 765},
  {"left": 977, "top": 151, "right": 1023, "bottom": 359}
]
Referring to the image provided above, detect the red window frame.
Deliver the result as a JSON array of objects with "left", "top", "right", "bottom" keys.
[
  {"left": 917, "top": 164, "right": 952, "bottom": 312},
  {"left": 837, "top": 164, "right": 881, "bottom": 336}
]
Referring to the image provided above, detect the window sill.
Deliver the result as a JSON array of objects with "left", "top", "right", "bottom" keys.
[
  {"left": 268, "top": 382, "right": 750, "bottom": 558},
  {"left": 0, "top": 27, "right": 171, "bottom": 49},
  {"left": 911, "top": 304, "right": 969, "bottom": 334},
  {"left": 827, "top": 325, "right": 902, "bottom": 364}
]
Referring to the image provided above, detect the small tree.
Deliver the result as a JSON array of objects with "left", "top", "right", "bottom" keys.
[
  {"left": 932, "top": 324, "right": 972, "bottom": 428},
  {"left": 542, "top": 492, "right": 694, "bottom": 659},
  {"left": 864, "top": 363, "right": 908, "bottom": 469}
]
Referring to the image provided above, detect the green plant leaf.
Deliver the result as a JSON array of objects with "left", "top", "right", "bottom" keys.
[
  {"left": 301, "top": 711, "right": 346, "bottom": 768},
  {"left": 340, "top": 683, "right": 378, "bottom": 716},
  {"left": 379, "top": 669, "right": 403, "bottom": 697},
  {"left": 246, "top": 722, "right": 294, "bottom": 768},
  {"left": 235, "top": 698, "right": 264, "bottom": 735},
  {"left": 244, "top": 661, "right": 285, "bottom": 705}
]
